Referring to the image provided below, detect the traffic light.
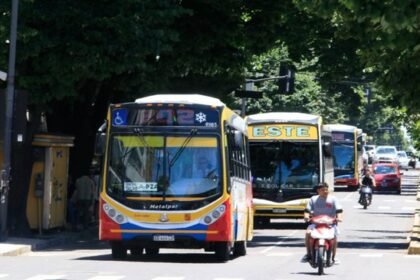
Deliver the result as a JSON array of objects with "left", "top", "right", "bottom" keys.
[{"left": 278, "top": 64, "right": 295, "bottom": 94}]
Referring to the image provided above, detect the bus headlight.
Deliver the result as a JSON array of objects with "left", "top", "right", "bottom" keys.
[
  {"left": 202, "top": 203, "right": 227, "bottom": 225},
  {"left": 108, "top": 208, "right": 116, "bottom": 218},
  {"left": 103, "top": 203, "right": 127, "bottom": 224}
]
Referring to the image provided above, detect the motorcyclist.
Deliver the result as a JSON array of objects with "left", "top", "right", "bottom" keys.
[
  {"left": 359, "top": 170, "right": 375, "bottom": 203},
  {"left": 302, "top": 182, "right": 343, "bottom": 264}
]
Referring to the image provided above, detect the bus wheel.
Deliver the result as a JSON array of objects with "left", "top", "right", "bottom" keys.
[
  {"left": 145, "top": 247, "right": 159, "bottom": 255},
  {"left": 130, "top": 247, "right": 144, "bottom": 256},
  {"left": 215, "top": 242, "right": 231, "bottom": 262},
  {"left": 233, "top": 241, "right": 247, "bottom": 256},
  {"left": 111, "top": 242, "right": 127, "bottom": 260}
]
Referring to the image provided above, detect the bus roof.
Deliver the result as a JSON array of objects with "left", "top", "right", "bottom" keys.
[
  {"left": 135, "top": 94, "right": 225, "bottom": 107},
  {"left": 246, "top": 112, "right": 321, "bottom": 125},
  {"left": 324, "top": 124, "right": 359, "bottom": 133}
]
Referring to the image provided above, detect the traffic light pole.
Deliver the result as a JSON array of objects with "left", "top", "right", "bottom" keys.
[
  {"left": 239, "top": 74, "right": 291, "bottom": 117},
  {"left": 1, "top": 0, "right": 19, "bottom": 242}
]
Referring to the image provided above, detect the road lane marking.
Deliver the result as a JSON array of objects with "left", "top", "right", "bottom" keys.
[
  {"left": 377, "top": 206, "right": 391, "bottom": 210},
  {"left": 0, "top": 275, "right": 8, "bottom": 279},
  {"left": 404, "top": 255, "right": 420, "bottom": 258},
  {"left": 360, "top": 253, "right": 383, "bottom": 258},
  {"left": 151, "top": 278, "right": 184, "bottom": 280},
  {"left": 266, "top": 252, "right": 293, "bottom": 257},
  {"left": 25, "top": 275, "right": 66, "bottom": 280},
  {"left": 402, "top": 207, "right": 416, "bottom": 211},
  {"left": 260, "top": 230, "right": 298, "bottom": 254},
  {"left": 383, "top": 200, "right": 395, "bottom": 202},
  {"left": 214, "top": 278, "right": 243, "bottom": 280},
  {"left": 87, "top": 276, "right": 126, "bottom": 280}
]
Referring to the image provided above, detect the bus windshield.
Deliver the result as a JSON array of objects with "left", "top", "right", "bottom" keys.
[
  {"left": 250, "top": 142, "right": 319, "bottom": 200},
  {"left": 107, "top": 134, "right": 221, "bottom": 199},
  {"left": 333, "top": 143, "right": 355, "bottom": 176}
]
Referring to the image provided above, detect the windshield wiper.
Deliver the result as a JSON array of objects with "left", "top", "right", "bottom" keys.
[
  {"left": 169, "top": 128, "right": 197, "bottom": 167},
  {"left": 158, "top": 129, "right": 197, "bottom": 201}
]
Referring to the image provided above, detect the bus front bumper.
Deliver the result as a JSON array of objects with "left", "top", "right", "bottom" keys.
[{"left": 252, "top": 198, "right": 309, "bottom": 219}]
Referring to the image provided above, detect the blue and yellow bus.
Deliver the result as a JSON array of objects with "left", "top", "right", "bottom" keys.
[
  {"left": 323, "top": 124, "right": 364, "bottom": 190},
  {"left": 246, "top": 112, "right": 334, "bottom": 225},
  {"left": 95, "top": 94, "right": 253, "bottom": 261}
]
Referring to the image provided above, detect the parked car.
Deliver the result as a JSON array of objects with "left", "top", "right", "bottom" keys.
[
  {"left": 373, "top": 145, "right": 398, "bottom": 164},
  {"left": 372, "top": 163, "right": 402, "bottom": 194},
  {"left": 397, "top": 151, "right": 410, "bottom": 170},
  {"left": 364, "top": 145, "right": 376, "bottom": 164}
]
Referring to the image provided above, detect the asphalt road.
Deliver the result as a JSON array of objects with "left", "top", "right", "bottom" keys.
[{"left": 0, "top": 169, "right": 419, "bottom": 280}]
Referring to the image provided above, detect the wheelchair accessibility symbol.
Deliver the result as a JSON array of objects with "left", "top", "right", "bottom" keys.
[{"left": 112, "top": 109, "right": 128, "bottom": 126}]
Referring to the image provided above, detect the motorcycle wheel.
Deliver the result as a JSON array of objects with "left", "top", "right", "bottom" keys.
[{"left": 317, "top": 247, "right": 325, "bottom": 275}]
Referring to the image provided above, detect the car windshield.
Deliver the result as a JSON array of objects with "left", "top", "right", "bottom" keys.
[
  {"left": 397, "top": 152, "right": 407, "bottom": 158},
  {"left": 374, "top": 165, "right": 397, "bottom": 174}
]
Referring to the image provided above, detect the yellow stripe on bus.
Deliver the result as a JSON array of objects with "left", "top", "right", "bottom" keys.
[
  {"left": 115, "top": 136, "right": 217, "bottom": 147},
  {"left": 247, "top": 124, "right": 318, "bottom": 140}
]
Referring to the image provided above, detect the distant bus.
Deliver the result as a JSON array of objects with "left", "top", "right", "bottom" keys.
[
  {"left": 324, "top": 124, "right": 364, "bottom": 190},
  {"left": 95, "top": 94, "right": 253, "bottom": 261},
  {"left": 245, "top": 112, "right": 334, "bottom": 225}
]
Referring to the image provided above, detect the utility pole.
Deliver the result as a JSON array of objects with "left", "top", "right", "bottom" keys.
[{"left": 1, "top": 0, "right": 19, "bottom": 242}]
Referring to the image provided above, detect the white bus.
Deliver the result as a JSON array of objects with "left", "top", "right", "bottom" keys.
[
  {"left": 246, "top": 112, "right": 334, "bottom": 225},
  {"left": 324, "top": 124, "right": 364, "bottom": 190}
]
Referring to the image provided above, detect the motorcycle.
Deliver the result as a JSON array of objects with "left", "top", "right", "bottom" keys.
[
  {"left": 308, "top": 215, "right": 337, "bottom": 275},
  {"left": 359, "top": 184, "right": 373, "bottom": 209}
]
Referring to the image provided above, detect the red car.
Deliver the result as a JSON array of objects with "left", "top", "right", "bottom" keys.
[{"left": 372, "top": 163, "right": 402, "bottom": 194}]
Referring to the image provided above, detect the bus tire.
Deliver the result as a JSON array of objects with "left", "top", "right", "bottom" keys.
[
  {"left": 215, "top": 242, "right": 231, "bottom": 262},
  {"left": 111, "top": 242, "right": 127, "bottom": 260},
  {"left": 233, "top": 241, "right": 247, "bottom": 256},
  {"left": 130, "top": 247, "right": 144, "bottom": 256}
]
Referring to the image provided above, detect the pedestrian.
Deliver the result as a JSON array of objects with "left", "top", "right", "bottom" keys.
[
  {"left": 71, "top": 173, "right": 95, "bottom": 230},
  {"left": 90, "top": 168, "right": 100, "bottom": 223}
]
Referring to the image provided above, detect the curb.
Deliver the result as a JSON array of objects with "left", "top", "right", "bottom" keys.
[
  {"left": 408, "top": 180, "right": 420, "bottom": 254},
  {"left": 0, "top": 226, "right": 98, "bottom": 256}
]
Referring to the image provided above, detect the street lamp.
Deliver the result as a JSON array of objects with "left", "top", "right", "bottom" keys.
[{"left": 1, "top": 0, "right": 19, "bottom": 242}]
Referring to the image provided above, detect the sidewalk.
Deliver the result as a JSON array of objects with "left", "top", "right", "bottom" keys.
[{"left": 0, "top": 225, "right": 98, "bottom": 256}]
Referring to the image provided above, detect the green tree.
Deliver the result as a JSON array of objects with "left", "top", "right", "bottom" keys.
[{"left": 294, "top": 0, "right": 420, "bottom": 114}]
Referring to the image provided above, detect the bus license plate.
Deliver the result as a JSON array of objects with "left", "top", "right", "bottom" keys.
[
  {"left": 273, "top": 208, "right": 287, "bottom": 213},
  {"left": 153, "top": 235, "right": 175, "bottom": 242}
]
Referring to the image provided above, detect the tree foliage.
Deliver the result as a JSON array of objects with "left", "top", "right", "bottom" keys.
[{"left": 0, "top": 0, "right": 418, "bottom": 171}]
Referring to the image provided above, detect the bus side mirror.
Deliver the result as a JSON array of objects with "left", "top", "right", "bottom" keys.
[
  {"left": 94, "top": 132, "right": 106, "bottom": 156},
  {"left": 94, "top": 121, "right": 107, "bottom": 156},
  {"left": 323, "top": 142, "right": 332, "bottom": 157}
]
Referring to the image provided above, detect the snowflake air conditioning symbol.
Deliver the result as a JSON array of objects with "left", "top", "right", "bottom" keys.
[{"left": 195, "top": 112, "right": 207, "bottom": 123}]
